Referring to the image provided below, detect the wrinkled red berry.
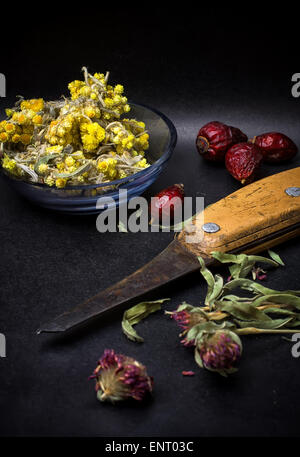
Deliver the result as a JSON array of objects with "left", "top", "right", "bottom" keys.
[
  {"left": 150, "top": 183, "right": 184, "bottom": 224},
  {"left": 196, "top": 121, "right": 248, "bottom": 162},
  {"left": 229, "top": 125, "right": 248, "bottom": 144},
  {"left": 225, "top": 142, "right": 263, "bottom": 184},
  {"left": 253, "top": 132, "right": 298, "bottom": 163}
]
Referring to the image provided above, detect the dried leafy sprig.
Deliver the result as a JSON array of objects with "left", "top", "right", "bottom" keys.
[
  {"left": 168, "top": 250, "right": 300, "bottom": 376},
  {"left": 122, "top": 298, "right": 170, "bottom": 343}
]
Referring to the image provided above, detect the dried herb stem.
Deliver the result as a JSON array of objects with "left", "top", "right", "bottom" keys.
[{"left": 236, "top": 327, "right": 300, "bottom": 335}]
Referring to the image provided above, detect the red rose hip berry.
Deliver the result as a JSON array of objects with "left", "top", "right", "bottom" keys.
[
  {"left": 253, "top": 132, "right": 298, "bottom": 163},
  {"left": 229, "top": 126, "right": 248, "bottom": 144},
  {"left": 196, "top": 121, "right": 248, "bottom": 162},
  {"left": 225, "top": 143, "right": 263, "bottom": 184},
  {"left": 150, "top": 184, "right": 184, "bottom": 224}
]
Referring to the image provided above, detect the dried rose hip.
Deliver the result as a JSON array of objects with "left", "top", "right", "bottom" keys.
[
  {"left": 253, "top": 132, "right": 298, "bottom": 163},
  {"left": 229, "top": 125, "right": 248, "bottom": 144},
  {"left": 225, "top": 142, "right": 263, "bottom": 184},
  {"left": 150, "top": 183, "right": 184, "bottom": 224},
  {"left": 196, "top": 121, "right": 248, "bottom": 162}
]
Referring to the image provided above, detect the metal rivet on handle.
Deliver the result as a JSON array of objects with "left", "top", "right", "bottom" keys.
[
  {"left": 285, "top": 187, "right": 300, "bottom": 197},
  {"left": 202, "top": 222, "right": 220, "bottom": 233}
]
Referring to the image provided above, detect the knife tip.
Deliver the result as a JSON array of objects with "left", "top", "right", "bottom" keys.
[{"left": 36, "top": 322, "right": 65, "bottom": 334}]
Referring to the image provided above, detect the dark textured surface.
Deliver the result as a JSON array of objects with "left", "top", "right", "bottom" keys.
[{"left": 1, "top": 7, "right": 300, "bottom": 437}]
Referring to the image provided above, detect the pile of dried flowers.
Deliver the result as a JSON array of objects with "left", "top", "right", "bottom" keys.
[{"left": 0, "top": 67, "right": 150, "bottom": 189}]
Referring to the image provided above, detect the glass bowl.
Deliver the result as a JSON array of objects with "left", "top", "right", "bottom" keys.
[{"left": 1, "top": 103, "right": 177, "bottom": 215}]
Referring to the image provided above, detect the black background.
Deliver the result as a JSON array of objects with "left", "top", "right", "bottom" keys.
[{"left": 1, "top": 5, "right": 300, "bottom": 437}]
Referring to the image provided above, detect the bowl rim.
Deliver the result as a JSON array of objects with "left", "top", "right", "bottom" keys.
[{"left": 1, "top": 102, "right": 177, "bottom": 190}]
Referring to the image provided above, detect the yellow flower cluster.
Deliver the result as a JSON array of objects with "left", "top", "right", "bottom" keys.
[
  {"left": 80, "top": 122, "right": 106, "bottom": 152},
  {"left": 1, "top": 68, "right": 150, "bottom": 188},
  {"left": 45, "top": 114, "right": 80, "bottom": 147},
  {"left": 97, "top": 158, "right": 118, "bottom": 180},
  {"left": 44, "top": 102, "right": 105, "bottom": 151},
  {"left": 20, "top": 98, "right": 44, "bottom": 112},
  {"left": 135, "top": 158, "right": 148, "bottom": 168},
  {"left": 46, "top": 145, "right": 64, "bottom": 154},
  {"left": 68, "top": 72, "right": 130, "bottom": 120},
  {"left": 2, "top": 154, "right": 17, "bottom": 173},
  {"left": 110, "top": 124, "right": 149, "bottom": 156},
  {"left": 0, "top": 98, "right": 44, "bottom": 146}
]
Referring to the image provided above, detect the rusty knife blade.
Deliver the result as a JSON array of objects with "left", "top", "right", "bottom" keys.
[
  {"left": 37, "top": 240, "right": 211, "bottom": 334},
  {"left": 37, "top": 221, "right": 300, "bottom": 334}
]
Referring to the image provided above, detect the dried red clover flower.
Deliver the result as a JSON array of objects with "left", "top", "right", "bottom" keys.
[
  {"left": 252, "top": 266, "right": 267, "bottom": 281},
  {"left": 90, "top": 349, "right": 153, "bottom": 403},
  {"left": 169, "top": 308, "right": 207, "bottom": 346},
  {"left": 196, "top": 330, "right": 241, "bottom": 375},
  {"left": 181, "top": 336, "right": 195, "bottom": 347},
  {"left": 169, "top": 310, "right": 191, "bottom": 330},
  {"left": 169, "top": 309, "right": 206, "bottom": 331}
]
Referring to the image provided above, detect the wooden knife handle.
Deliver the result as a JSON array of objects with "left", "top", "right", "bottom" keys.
[{"left": 178, "top": 167, "right": 300, "bottom": 257}]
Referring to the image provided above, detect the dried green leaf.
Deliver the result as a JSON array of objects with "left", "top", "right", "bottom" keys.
[
  {"left": 221, "top": 294, "right": 255, "bottom": 302},
  {"left": 194, "top": 346, "right": 204, "bottom": 368},
  {"left": 122, "top": 298, "right": 170, "bottom": 343},
  {"left": 246, "top": 254, "right": 281, "bottom": 268},
  {"left": 198, "top": 257, "right": 215, "bottom": 302},
  {"left": 186, "top": 320, "right": 237, "bottom": 345},
  {"left": 210, "top": 274, "right": 224, "bottom": 303},
  {"left": 251, "top": 294, "right": 300, "bottom": 310},
  {"left": 223, "top": 278, "right": 300, "bottom": 298},
  {"left": 198, "top": 257, "right": 223, "bottom": 308},
  {"left": 185, "top": 321, "right": 218, "bottom": 345},
  {"left": 215, "top": 300, "right": 271, "bottom": 322},
  {"left": 54, "top": 161, "right": 91, "bottom": 178},
  {"left": 211, "top": 251, "right": 282, "bottom": 280},
  {"left": 268, "top": 250, "right": 285, "bottom": 266},
  {"left": 288, "top": 320, "right": 300, "bottom": 328},
  {"left": 262, "top": 307, "right": 298, "bottom": 317},
  {"left": 176, "top": 302, "right": 208, "bottom": 318},
  {"left": 234, "top": 317, "right": 294, "bottom": 329},
  {"left": 228, "top": 262, "right": 252, "bottom": 279},
  {"left": 34, "top": 153, "right": 59, "bottom": 174},
  {"left": 211, "top": 252, "right": 243, "bottom": 264},
  {"left": 17, "top": 163, "right": 38, "bottom": 181},
  {"left": 176, "top": 302, "right": 194, "bottom": 313}
]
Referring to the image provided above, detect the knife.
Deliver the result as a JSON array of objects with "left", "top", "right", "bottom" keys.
[{"left": 37, "top": 167, "right": 300, "bottom": 334}]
